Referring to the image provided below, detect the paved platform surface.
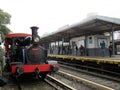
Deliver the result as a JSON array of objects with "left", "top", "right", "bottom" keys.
[
  {"left": 80, "top": 55, "right": 120, "bottom": 60},
  {"left": 48, "top": 54, "right": 120, "bottom": 65}
]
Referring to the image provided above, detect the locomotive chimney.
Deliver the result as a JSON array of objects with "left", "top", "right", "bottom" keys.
[
  {"left": 30, "top": 26, "right": 40, "bottom": 44},
  {"left": 30, "top": 26, "right": 39, "bottom": 36}
]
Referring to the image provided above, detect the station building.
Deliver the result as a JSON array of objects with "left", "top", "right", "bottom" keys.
[{"left": 40, "top": 15, "right": 120, "bottom": 56}]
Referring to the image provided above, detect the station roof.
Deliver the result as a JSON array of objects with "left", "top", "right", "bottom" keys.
[{"left": 41, "top": 15, "right": 120, "bottom": 43}]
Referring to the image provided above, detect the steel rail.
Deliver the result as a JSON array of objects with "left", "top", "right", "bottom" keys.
[
  {"left": 58, "top": 70, "right": 115, "bottom": 90},
  {"left": 46, "top": 75, "right": 76, "bottom": 90},
  {"left": 60, "top": 64, "right": 120, "bottom": 82}
]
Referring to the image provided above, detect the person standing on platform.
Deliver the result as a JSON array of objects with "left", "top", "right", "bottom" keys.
[
  {"left": 80, "top": 45, "right": 84, "bottom": 56},
  {"left": 100, "top": 41, "right": 106, "bottom": 57},
  {"left": 109, "top": 42, "right": 112, "bottom": 57},
  {"left": 75, "top": 45, "right": 78, "bottom": 56},
  {"left": 58, "top": 46, "right": 60, "bottom": 55}
]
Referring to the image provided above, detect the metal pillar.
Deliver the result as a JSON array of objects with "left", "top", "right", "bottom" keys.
[
  {"left": 49, "top": 42, "right": 51, "bottom": 54},
  {"left": 84, "top": 33, "right": 87, "bottom": 56},
  {"left": 58, "top": 37, "right": 59, "bottom": 47},
  {"left": 112, "top": 24, "right": 115, "bottom": 55},
  {"left": 58, "top": 37, "right": 60, "bottom": 55},
  {"left": 54, "top": 41, "right": 56, "bottom": 49},
  {"left": 69, "top": 33, "right": 71, "bottom": 55},
  {"left": 62, "top": 37, "right": 64, "bottom": 55},
  {"left": 69, "top": 34, "right": 70, "bottom": 46}
]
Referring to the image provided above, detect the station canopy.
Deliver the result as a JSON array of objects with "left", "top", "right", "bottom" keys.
[{"left": 41, "top": 15, "right": 120, "bottom": 43}]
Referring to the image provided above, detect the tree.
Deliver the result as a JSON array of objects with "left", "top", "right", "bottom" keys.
[
  {"left": 0, "top": 25, "right": 11, "bottom": 42},
  {"left": 0, "top": 9, "right": 11, "bottom": 25},
  {"left": 0, "top": 46, "right": 4, "bottom": 62},
  {"left": 0, "top": 9, "right": 11, "bottom": 71},
  {"left": 0, "top": 9, "right": 11, "bottom": 42}
]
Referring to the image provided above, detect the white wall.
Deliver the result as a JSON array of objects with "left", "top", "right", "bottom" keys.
[
  {"left": 70, "top": 36, "right": 85, "bottom": 48},
  {"left": 70, "top": 35, "right": 111, "bottom": 49}
]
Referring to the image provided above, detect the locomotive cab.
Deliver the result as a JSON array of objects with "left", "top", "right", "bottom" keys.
[{"left": 4, "top": 34, "right": 32, "bottom": 71}]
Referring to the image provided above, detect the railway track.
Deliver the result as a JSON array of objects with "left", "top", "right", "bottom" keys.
[
  {"left": 59, "top": 64, "right": 120, "bottom": 90},
  {"left": 57, "top": 70, "right": 114, "bottom": 90},
  {"left": 1, "top": 74, "right": 73, "bottom": 90},
  {"left": 1, "top": 75, "right": 57, "bottom": 90},
  {"left": 45, "top": 72, "right": 115, "bottom": 90},
  {"left": 59, "top": 61, "right": 120, "bottom": 82},
  {"left": 46, "top": 72, "right": 111, "bottom": 90},
  {"left": 45, "top": 75, "right": 76, "bottom": 90}
]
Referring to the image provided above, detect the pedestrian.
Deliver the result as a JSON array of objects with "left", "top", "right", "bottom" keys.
[
  {"left": 75, "top": 45, "right": 78, "bottom": 56},
  {"left": 109, "top": 42, "right": 112, "bottom": 57},
  {"left": 62, "top": 46, "right": 65, "bottom": 54},
  {"left": 79, "top": 45, "right": 84, "bottom": 56},
  {"left": 100, "top": 41, "right": 106, "bottom": 57},
  {"left": 58, "top": 46, "right": 60, "bottom": 55},
  {"left": 67, "top": 46, "right": 69, "bottom": 55}
]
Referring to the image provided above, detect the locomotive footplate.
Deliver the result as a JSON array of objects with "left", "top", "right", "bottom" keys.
[{"left": 11, "top": 63, "right": 59, "bottom": 74}]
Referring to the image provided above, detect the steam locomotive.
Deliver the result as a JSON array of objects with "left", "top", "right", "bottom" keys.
[{"left": 4, "top": 26, "right": 59, "bottom": 79}]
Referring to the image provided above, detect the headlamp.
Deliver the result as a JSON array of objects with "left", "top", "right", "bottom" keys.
[{"left": 34, "top": 37, "right": 40, "bottom": 42}]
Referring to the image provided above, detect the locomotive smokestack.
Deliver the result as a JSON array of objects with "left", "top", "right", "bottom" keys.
[
  {"left": 30, "top": 26, "right": 40, "bottom": 44},
  {"left": 30, "top": 26, "right": 39, "bottom": 35}
]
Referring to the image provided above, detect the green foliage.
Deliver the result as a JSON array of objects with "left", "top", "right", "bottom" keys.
[
  {"left": 0, "top": 46, "right": 4, "bottom": 62},
  {"left": 0, "top": 9, "right": 11, "bottom": 42},
  {"left": 0, "top": 31, "right": 5, "bottom": 42},
  {"left": 0, "top": 25, "right": 11, "bottom": 41},
  {"left": 0, "top": 9, "right": 11, "bottom": 25},
  {"left": 0, "top": 9, "right": 11, "bottom": 67},
  {"left": 0, "top": 25, "right": 11, "bottom": 35}
]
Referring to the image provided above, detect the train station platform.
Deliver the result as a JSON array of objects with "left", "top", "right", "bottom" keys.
[{"left": 48, "top": 54, "right": 120, "bottom": 66}]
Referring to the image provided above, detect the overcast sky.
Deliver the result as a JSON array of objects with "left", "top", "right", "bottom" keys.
[{"left": 0, "top": 0, "right": 120, "bottom": 36}]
